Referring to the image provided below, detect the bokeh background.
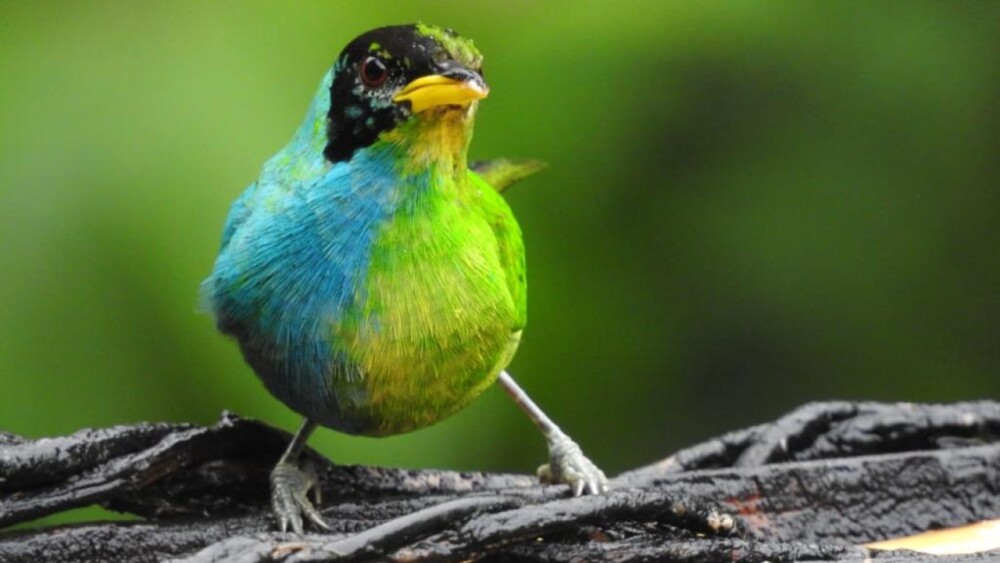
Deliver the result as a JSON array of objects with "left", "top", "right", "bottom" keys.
[{"left": 2, "top": 1, "right": 997, "bottom": 525}]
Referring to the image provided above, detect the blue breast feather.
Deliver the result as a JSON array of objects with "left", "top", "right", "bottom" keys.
[
  {"left": 202, "top": 71, "right": 409, "bottom": 429},
  {"left": 205, "top": 152, "right": 403, "bottom": 429}
]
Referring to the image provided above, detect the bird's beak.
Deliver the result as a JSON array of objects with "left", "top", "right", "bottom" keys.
[{"left": 394, "top": 68, "right": 488, "bottom": 113}]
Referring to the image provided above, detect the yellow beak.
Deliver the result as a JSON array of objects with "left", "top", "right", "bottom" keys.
[{"left": 393, "top": 74, "right": 489, "bottom": 113}]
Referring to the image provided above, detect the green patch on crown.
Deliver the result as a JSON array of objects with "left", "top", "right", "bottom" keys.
[
  {"left": 369, "top": 41, "right": 392, "bottom": 60},
  {"left": 416, "top": 23, "right": 482, "bottom": 69}
]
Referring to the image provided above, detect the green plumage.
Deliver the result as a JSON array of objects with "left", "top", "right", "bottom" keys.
[
  {"left": 204, "top": 24, "right": 607, "bottom": 533},
  {"left": 331, "top": 113, "right": 530, "bottom": 435}
]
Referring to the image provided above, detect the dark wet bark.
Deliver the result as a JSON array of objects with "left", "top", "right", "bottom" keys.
[{"left": 2, "top": 402, "right": 1000, "bottom": 562}]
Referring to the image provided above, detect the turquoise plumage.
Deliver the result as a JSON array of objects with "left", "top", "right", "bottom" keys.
[{"left": 207, "top": 70, "right": 397, "bottom": 433}]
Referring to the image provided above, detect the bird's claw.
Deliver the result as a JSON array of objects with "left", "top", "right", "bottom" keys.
[
  {"left": 538, "top": 430, "right": 608, "bottom": 496},
  {"left": 271, "top": 459, "right": 329, "bottom": 534}
]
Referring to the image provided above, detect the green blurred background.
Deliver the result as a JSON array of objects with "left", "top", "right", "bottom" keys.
[{"left": 1, "top": 0, "right": 998, "bottom": 520}]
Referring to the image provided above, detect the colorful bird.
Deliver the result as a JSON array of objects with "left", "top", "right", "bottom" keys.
[{"left": 202, "top": 23, "right": 607, "bottom": 533}]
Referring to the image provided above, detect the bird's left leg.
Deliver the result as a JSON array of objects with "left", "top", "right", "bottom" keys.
[
  {"left": 497, "top": 370, "right": 608, "bottom": 495},
  {"left": 271, "top": 418, "right": 329, "bottom": 533}
]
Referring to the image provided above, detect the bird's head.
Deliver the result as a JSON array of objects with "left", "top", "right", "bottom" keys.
[{"left": 323, "top": 24, "right": 487, "bottom": 164}]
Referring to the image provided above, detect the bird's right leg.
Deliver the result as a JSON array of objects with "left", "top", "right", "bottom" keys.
[
  {"left": 497, "top": 370, "right": 608, "bottom": 496},
  {"left": 271, "top": 418, "right": 329, "bottom": 533}
]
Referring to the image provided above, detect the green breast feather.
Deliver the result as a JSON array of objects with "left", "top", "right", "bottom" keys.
[{"left": 329, "top": 166, "right": 531, "bottom": 435}]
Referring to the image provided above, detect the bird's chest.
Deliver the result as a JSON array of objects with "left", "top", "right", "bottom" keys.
[
  {"left": 340, "top": 194, "right": 513, "bottom": 360},
  {"left": 327, "top": 194, "right": 516, "bottom": 432}
]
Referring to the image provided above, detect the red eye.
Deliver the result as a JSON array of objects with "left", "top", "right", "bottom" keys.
[{"left": 359, "top": 56, "right": 388, "bottom": 87}]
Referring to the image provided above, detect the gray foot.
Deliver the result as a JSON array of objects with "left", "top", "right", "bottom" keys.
[
  {"left": 270, "top": 459, "right": 329, "bottom": 534},
  {"left": 537, "top": 430, "right": 609, "bottom": 496}
]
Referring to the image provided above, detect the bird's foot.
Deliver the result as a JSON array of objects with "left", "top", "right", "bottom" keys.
[
  {"left": 537, "top": 429, "right": 608, "bottom": 496},
  {"left": 270, "top": 458, "right": 329, "bottom": 534}
]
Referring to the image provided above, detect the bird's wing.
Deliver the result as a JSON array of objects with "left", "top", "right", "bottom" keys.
[
  {"left": 217, "top": 181, "right": 259, "bottom": 252},
  {"left": 200, "top": 181, "right": 259, "bottom": 312},
  {"left": 470, "top": 158, "right": 546, "bottom": 193},
  {"left": 469, "top": 171, "right": 527, "bottom": 331}
]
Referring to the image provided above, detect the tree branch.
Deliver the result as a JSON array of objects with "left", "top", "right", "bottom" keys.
[{"left": 2, "top": 402, "right": 1000, "bottom": 562}]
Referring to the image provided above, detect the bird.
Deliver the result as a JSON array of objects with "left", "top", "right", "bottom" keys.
[{"left": 202, "top": 23, "right": 608, "bottom": 534}]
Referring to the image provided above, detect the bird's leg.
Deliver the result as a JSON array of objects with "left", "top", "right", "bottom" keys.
[
  {"left": 497, "top": 370, "right": 608, "bottom": 495},
  {"left": 271, "top": 418, "right": 329, "bottom": 533}
]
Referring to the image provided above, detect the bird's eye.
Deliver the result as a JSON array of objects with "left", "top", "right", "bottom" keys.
[{"left": 359, "top": 56, "right": 388, "bottom": 87}]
